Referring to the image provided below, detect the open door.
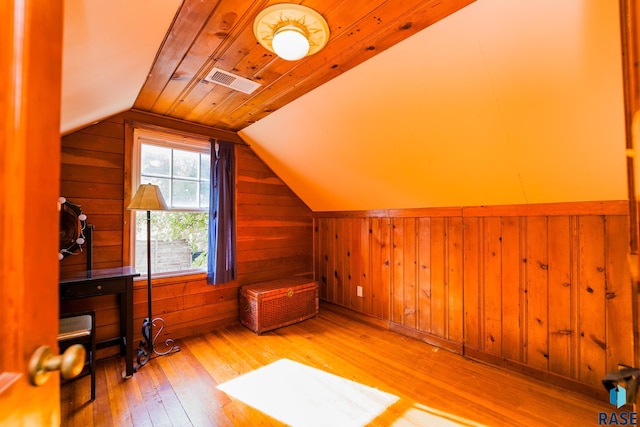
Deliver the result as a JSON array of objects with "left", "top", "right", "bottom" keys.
[{"left": 0, "top": 0, "right": 64, "bottom": 424}]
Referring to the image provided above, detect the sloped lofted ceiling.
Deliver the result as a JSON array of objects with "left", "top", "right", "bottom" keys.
[
  {"left": 240, "top": 0, "right": 629, "bottom": 211},
  {"left": 129, "top": 0, "right": 473, "bottom": 131},
  {"left": 61, "top": 0, "right": 628, "bottom": 212},
  {"left": 61, "top": 0, "right": 182, "bottom": 133}
]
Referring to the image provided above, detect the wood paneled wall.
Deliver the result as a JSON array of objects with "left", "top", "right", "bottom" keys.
[
  {"left": 60, "top": 112, "right": 312, "bottom": 357},
  {"left": 60, "top": 118, "right": 126, "bottom": 273},
  {"left": 314, "top": 202, "right": 634, "bottom": 393},
  {"left": 235, "top": 144, "right": 313, "bottom": 285},
  {"left": 60, "top": 112, "right": 631, "bottom": 395}
]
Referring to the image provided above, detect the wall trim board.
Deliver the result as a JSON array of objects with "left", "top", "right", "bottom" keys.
[
  {"left": 314, "top": 210, "right": 389, "bottom": 218},
  {"left": 389, "top": 207, "right": 464, "bottom": 218},
  {"left": 313, "top": 200, "right": 629, "bottom": 218},
  {"left": 462, "top": 200, "right": 629, "bottom": 217},
  {"left": 463, "top": 348, "right": 606, "bottom": 401},
  {"left": 320, "top": 301, "right": 390, "bottom": 330},
  {"left": 389, "top": 322, "right": 463, "bottom": 354}
]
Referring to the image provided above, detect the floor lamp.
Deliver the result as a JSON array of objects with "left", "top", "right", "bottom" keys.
[{"left": 127, "top": 183, "right": 180, "bottom": 370}]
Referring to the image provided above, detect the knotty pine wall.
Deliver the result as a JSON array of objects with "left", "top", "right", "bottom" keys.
[
  {"left": 314, "top": 202, "right": 633, "bottom": 394},
  {"left": 59, "top": 112, "right": 312, "bottom": 358}
]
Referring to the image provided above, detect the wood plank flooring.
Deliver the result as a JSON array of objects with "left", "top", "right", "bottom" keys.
[{"left": 61, "top": 305, "right": 622, "bottom": 426}]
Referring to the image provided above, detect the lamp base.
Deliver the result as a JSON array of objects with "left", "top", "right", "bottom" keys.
[{"left": 135, "top": 317, "right": 180, "bottom": 370}]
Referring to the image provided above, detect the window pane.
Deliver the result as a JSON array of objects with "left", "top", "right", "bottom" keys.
[
  {"left": 135, "top": 211, "right": 209, "bottom": 274},
  {"left": 172, "top": 180, "right": 198, "bottom": 208},
  {"left": 200, "top": 181, "right": 210, "bottom": 208},
  {"left": 173, "top": 150, "right": 199, "bottom": 179},
  {"left": 201, "top": 153, "right": 211, "bottom": 181},
  {"left": 141, "top": 176, "right": 172, "bottom": 206},
  {"left": 141, "top": 145, "right": 171, "bottom": 176}
]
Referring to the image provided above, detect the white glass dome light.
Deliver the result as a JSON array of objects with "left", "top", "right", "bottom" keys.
[
  {"left": 253, "top": 4, "right": 330, "bottom": 61},
  {"left": 272, "top": 25, "right": 310, "bottom": 61}
]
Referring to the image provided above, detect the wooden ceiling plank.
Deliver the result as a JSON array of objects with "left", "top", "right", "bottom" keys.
[
  {"left": 335, "top": 0, "right": 476, "bottom": 77},
  {"left": 150, "top": 0, "right": 267, "bottom": 116},
  {"left": 216, "top": 0, "right": 462, "bottom": 129},
  {"left": 191, "top": 0, "right": 385, "bottom": 127},
  {"left": 168, "top": 1, "right": 277, "bottom": 121},
  {"left": 133, "top": 0, "right": 222, "bottom": 111},
  {"left": 195, "top": 0, "right": 393, "bottom": 128},
  {"left": 183, "top": 25, "right": 287, "bottom": 126},
  {"left": 132, "top": 0, "right": 474, "bottom": 131},
  {"left": 175, "top": 0, "right": 383, "bottom": 127},
  {"left": 224, "top": 0, "right": 475, "bottom": 129}
]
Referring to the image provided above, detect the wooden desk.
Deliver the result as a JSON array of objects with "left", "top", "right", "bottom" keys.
[{"left": 60, "top": 266, "right": 139, "bottom": 377}]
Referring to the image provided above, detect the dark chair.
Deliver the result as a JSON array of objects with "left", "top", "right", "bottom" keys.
[{"left": 58, "top": 310, "right": 96, "bottom": 402}]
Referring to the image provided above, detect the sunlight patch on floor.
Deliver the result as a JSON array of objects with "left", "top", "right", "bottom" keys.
[
  {"left": 392, "top": 402, "right": 489, "bottom": 427},
  {"left": 217, "top": 358, "right": 399, "bottom": 427}
]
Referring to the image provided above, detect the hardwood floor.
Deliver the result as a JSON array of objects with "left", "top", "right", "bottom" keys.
[{"left": 62, "top": 304, "right": 621, "bottom": 426}]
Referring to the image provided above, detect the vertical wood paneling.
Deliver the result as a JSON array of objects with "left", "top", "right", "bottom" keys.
[
  {"left": 447, "top": 217, "right": 464, "bottom": 343},
  {"left": 430, "top": 218, "right": 446, "bottom": 338},
  {"left": 526, "top": 216, "right": 550, "bottom": 370},
  {"left": 335, "top": 219, "right": 346, "bottom": 306},
  {"left": 344, "top": 219, "right": 354, "bottom": 307},
  {"left": 463, "top": 217, "right": 480, "bottom": 350},
  {"left": 392, "top": 218, "right": 405, "bottom": 324},
  {"left": 484, "top": 217, "right": 502, "bottom": 356},
  {"left": 501, "top": 216, "right": 522, "bottom": 362},
  {"left": 577, "top": 216, "right": 607, "bottom": 385},
  {"left": 417, "top": 218, "right": 432, "bottom": 334},
  {"left": 326, "top": 219, "right": 336, "bottom": 302},
  {"left": 604, "top": 215, "right": 634, "bottom": 371},
  {"left": 547, "top": 216, "right": 574, "bottom": 377},
  {"left": 404, "top": 218, "right": 418, "bottom": 329},
  {"left": 370, "top": 218, "right": 391, "bottom": 319},
  {"left": 361, "top": 218, "right": 372, "bottom": 314},
  {"left": 348, "top": 218, "right": 362, "bottom": 311},
  {"left": 570, "top": 216, "right": 581, "bottom": 376},
  {"left": 314, "top": 218, "right": 322, "bottom": 298},
  {"left": 313, "top": 202, "right": 630, "bottom": 391},
  {"left": 318, "top": 218, "right": 330, "bottom": 300}
]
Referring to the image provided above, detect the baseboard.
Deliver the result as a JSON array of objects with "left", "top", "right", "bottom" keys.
[
  {"left": 319, "top": 300, "right": 390, "bottom": 329},
  {"left": 462, "top": 348, "right": 607, "bottom": 401},
  {"left": 389, "top": 322, "right": 463, "bottom": 354}
]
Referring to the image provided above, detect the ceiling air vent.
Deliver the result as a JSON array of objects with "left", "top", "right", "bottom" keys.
[{"left": 204, "top": 68, "right": 261, "bottom": 94}]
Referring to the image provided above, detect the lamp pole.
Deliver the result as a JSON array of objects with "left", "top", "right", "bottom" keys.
[
  {"left": 146, "top": 209, "right": 152, "bottom": 353},
  {"left": 128, "top": 184, "right": 179, "bottom": 371}
]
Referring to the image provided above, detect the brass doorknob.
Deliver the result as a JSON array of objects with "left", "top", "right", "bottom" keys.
[{"left": 28, "top": 344, "right": 86, "bottom": 386}]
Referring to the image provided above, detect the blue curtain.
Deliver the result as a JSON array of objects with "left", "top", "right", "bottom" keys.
[{"left": 207, "top": 140, "right": 235, "bottom": 284}]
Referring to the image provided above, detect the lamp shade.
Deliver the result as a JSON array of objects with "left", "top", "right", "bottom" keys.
[{"left": 127, "top": 184, "right": 168, "bottom": 211}]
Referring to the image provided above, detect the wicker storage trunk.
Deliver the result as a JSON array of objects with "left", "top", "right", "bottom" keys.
[{"left": 239, "top": 277, "right": 319, "bottom": 334}]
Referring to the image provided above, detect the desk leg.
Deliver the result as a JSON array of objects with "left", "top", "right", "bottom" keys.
[{"left": 122, "top": 278, "right": 134, "bottom": 378}]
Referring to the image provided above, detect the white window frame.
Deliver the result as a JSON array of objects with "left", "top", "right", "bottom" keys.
[{"left": 131, "top": 127, "right": 211, "bottom": 277}]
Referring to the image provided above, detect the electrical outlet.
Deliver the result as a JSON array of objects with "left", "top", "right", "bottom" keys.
[{"left": 357, "top": 286, "right": 363, "bottom": 297}]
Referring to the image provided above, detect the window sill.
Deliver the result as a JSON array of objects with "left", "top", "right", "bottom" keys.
[{"left": 133, "top": 269, "right": 207, "bottom": 286}]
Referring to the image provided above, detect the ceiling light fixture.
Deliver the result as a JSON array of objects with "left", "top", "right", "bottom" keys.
[{"left": 253, "top": 4, "right": 330, "bottom": 61}]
